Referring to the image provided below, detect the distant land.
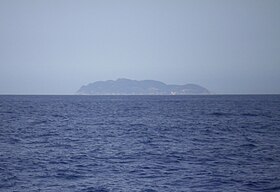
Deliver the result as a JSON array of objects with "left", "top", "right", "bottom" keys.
[{"left": 77, "top": 78, "right": 210, "bottom": 95}]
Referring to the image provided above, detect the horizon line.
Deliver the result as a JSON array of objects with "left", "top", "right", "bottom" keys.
[{"left": 0, "top": 93, "right": 280, "bottom": 96}]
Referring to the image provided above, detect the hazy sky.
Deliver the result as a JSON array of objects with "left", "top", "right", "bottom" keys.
[{"left": 0, "top": 0, "right": 280, "bottom": 94}]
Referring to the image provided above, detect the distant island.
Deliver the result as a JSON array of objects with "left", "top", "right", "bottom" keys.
[{"left": 77, "top": 78, "right": 210, "bottom": 95}]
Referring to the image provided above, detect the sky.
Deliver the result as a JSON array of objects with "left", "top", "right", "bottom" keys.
[{"left": 0, "top": 0, "right": 280, "bottom": 94}]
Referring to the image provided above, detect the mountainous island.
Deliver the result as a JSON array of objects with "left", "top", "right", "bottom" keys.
[{"left": 77, "top": 78, "right": 210, "bottom": 95}]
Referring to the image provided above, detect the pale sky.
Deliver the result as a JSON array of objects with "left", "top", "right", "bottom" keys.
[{"left": 0, "top": 0, "right": 280, "bottom": 94}]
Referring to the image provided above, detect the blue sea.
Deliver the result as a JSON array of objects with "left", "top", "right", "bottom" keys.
[{"left": 1, "top": 95, "right": 280, "bottom": 192}]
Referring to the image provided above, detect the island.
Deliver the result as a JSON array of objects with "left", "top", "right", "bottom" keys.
[{"left": 77, "top": 78, "right": 210, "bottom": 95}]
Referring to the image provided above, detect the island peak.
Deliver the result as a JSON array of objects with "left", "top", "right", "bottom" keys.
[{"left": 77, "top": 79, "right": 210, "bottom": 95}]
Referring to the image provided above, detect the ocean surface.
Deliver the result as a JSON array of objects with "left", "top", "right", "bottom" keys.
[{"left": 0, "top": 95, "right": 280, "bottom": 192}]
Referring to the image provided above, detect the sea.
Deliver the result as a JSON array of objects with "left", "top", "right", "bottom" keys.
[{"left": 0, "top": 95, "right": 280, "bottom": 192}]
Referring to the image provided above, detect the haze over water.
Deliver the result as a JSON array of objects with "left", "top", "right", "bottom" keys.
[{"left": 0, "top": 0, "right": 280, "bottom": 94}]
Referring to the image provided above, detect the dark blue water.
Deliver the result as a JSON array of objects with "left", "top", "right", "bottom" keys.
[{"left": 1, "top": 95, "right": 280, "bottom": 192}]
